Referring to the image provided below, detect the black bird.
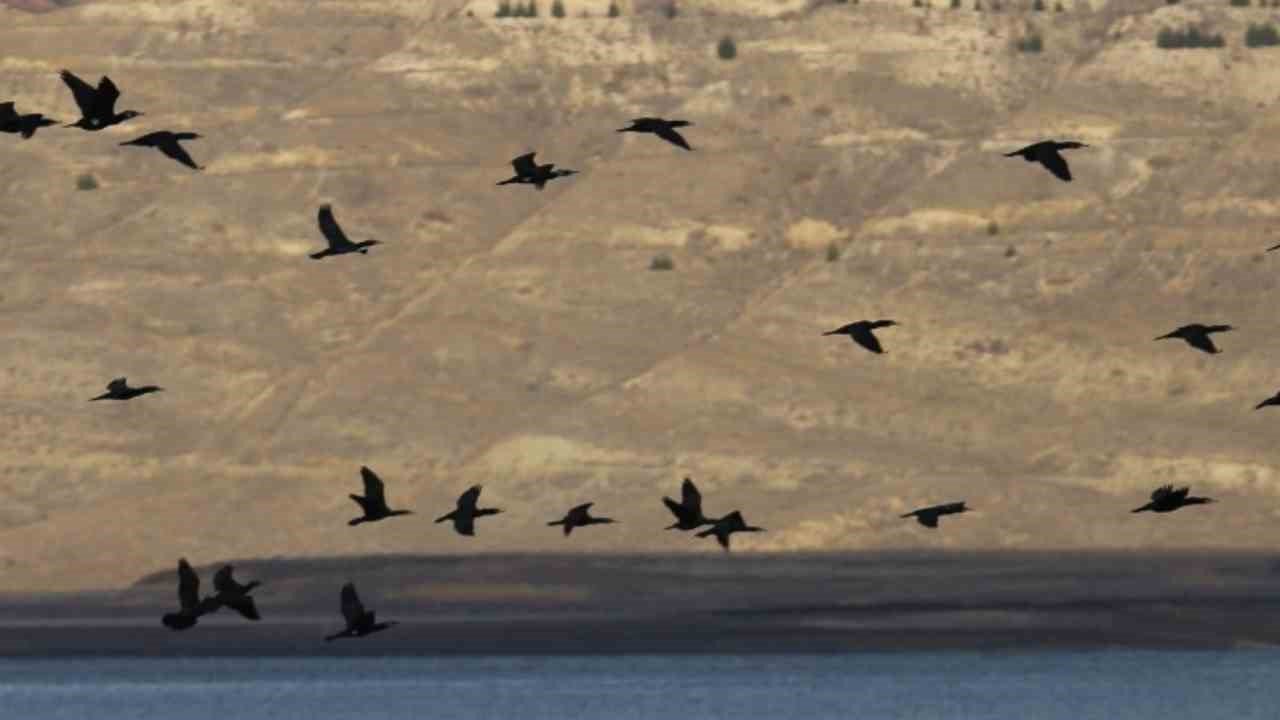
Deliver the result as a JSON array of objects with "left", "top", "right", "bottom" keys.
[
  {"left": 120, "top": 131, "right": 203, "bottom": 170},
  {"left": 435, "top": 485, "right": 502, "bottom": 537},
  {"left": 309, "top": 204, "right": 379, "bottom": 259},
  {"left": 59, "top": 69, "right": 142, "bottom": 131},
  {"left": 1256, "top": 391, "right": 1280, "bottom": 410},
  {"left": 901, "top": 501, "right": 970, "bottom": 529},
  {"left": 496, "top": 152, "right": 577, "bottom": 190},
  {"left": 160, "top": 558, "right": 212, "bottom": 631},
  {"left": 347, "top": 466, "right": 413, "bottom": 526},
  {"left": 1155, "top": 324, "right": 1233, "bottom": 355},
  {"left": 324, "top": 582, "right": 397, "bottom": 642},
  {"left": 89, "top": 377, "right": 163, "bottom": 401},
  {"left": 696, "top": 511, "right": 765, "bottom": 551},
  {"left": 662, "top": 477, "right": 716, "bottom": 531},
  {"left": 1131, "top": 485, "right": 1214, "bottom": 513},
  {"left": 823, "top": 320, "right": 899, "bottom": 354},
  {"left": 1003, "top": 140, "right": 1088, "bottom": 182},
  {"left": 0, "top": 101, "right": 57, "bottom": 139},
  {"left": 547, "top": 503, "right": 617, "bottom": 536},
  {"left": 201, "top": 565, "right": 262, "bottom": 621},
  {"left": 617, "top": 117, "right": 694, "bottom": 151}
]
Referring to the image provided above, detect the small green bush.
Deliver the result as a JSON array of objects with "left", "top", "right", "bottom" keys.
[
  {"left": 1245, "top": 23, "right": 1280, "bottom": 47},
  {"left": 951, "top": 0, "right": 961, "bottom": 7},
  {"left": 1156, "top": 26, "right": 1225, "bottom": 49},
  {"left": 1032, "top": 0, "right": 1045, "bottom": 10},
  {"left": 717, "top": 35, "right": 737, "bottom": 60},
  {"left": 527, "top": 0, "right": 538, "bottom": 17},
  {"left": 496, "top": 0, "right": 511, "bottom": 17},
  {"left": 76, "top": 173, "right": 98, "bottom": 191},
  {"left": 1015, "top": 33, "right": 1043, "bottom": 52},
  {"left": 663, "top": 1, "right": 678, "bottom": 18},
  {"left": 551, "top": 0, "right": 565, "bottom": 17},
  {"left": 649, "top": 254, "right": 675, "bottom": 271},
  {"left": 607, "top": 0, "right": 620, "bottom": 17},
  {"left": 986, "top": 220, "right": 999, "bottom": 236},
  {"left": 825, "top": 242, "right": 840, "bottom": 262},
  {"left": 1230, "top": 0, "right": 1250, "bottom": 7}
]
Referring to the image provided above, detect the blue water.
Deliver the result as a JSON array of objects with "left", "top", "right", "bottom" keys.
[{"left": 0, "top": 651, "right": 1276, "bottom": 719}]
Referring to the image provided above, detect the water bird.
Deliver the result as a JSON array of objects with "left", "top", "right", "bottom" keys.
[
  {"left": 496, "top": 152, "right": 577, "bottom": 190},
  {"left": 695, "top": 511, "right": 765, "bottom": 551},
  {"left": 347, "top": 466, "right": 413, "bottom": 526},
  {"left": 203, "top": 565, "right": 261, "bottom": 621},
  {"left": 663, "top": 477, "right": 716, "bottom": 530},
  {"left": 435, "top": 485, "right": 502, "bottom": 537},
  {"left": 617, "top": 117, "right": 694, "bottom": 151},
  {"left": 1131, "top": 485, "right": 1214, "bottom": 513},
  {"left": 823, "top": 320, "right": 898, "bottom": 354},
  {"left": 309, "top": 204, "right": 379, "bottom": 259},
  {"left": 324, "top": 582, "right": 397, "bottom": 641},
  {"left": 901, "top": 501, "right": 970, "bottom": 529},
  {"left": 1256, "top": 391, "right": 1280, "bottom": 410},
  {"left": 160, "top": 558, "right": 212, "bottom": 631},
  {"left": 0, "top": 101, "right": 56, "bottom": 139},
  {"left": 59, "top": 69, "right": 142, "bottom": 131},
  {"left": 1155, "top": 324, "right": 1233, "bottom": 354},
  {"left": 547, "top": 503, "right": 617, "bottom": 536},
  {"left": 120, "top": 131, "right": 203, "bottom": 170},
  {"left": 1003, "top": 140, "right": 1088, "bottom": 182},
  {"left": 89, "top": 377, "right": 162, "bottom": 401}
]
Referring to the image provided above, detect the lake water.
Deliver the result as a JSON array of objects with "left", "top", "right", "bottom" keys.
[{"left": 0, "top": 651, "right": 1276, "bottom": 719}]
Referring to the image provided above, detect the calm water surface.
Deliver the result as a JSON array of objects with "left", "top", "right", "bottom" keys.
[{"left": 0, "top": 651, "right": 1276, "bottom": 719}]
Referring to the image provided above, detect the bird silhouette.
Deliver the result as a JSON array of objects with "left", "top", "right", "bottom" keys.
[
  {"left": 89, "top": 377, "right": 163, "bottom": 401},
  {"left": 309, "top": 204, "right": 379, "bottom": 259},
  {"left": 901, "top": 501, "right": 970, "bottom": 529},
  {"left": 1155, "top": 324, "right": 1233, "bottom": 354},
  {"left": 324, "top": 582, "right": 397, "bottom": 641},
  {"left": 160, "top": 558, "right": 213, "bottom": 631},
  {"left": 662, "top": 477, "right": 717, "bottom": 530},
  {"left": 347, "top": 466, "right": 413, "bottom": 526},
  {"left": 0, "top": 101, "right": 57, "bottom": 139},
  {"left": 201, "top": 565, "right": 262, "bottom": 621},
  {"left": 695, "top": 511, "right": 765, "bottom": 551},
  {"left": 547, "top": 502, "right": 617, "bottom": 536},
  {"left": 617, "top": 117, "right": 694, "bottom": 151},
  {"left": 120, "top": 131, "right": 203, "bottom": 170},
  {"left": 1256, "top": 391, "right": 1280, "bottom": 410},
  {"left": 1267, "top": 242, "right": 1280, "bottom": 252},
  {"left": 1131, "top": 485, "right": 1214, "bottom": 513},
  {"left": 823, "top": 320, "right": 898, "bottom": 354},
  {"left": 496, "top": 152, "right": 577, "bottom": 190},
  {"left": 59, "top": 70, "right": 142, "bottom": 131},
  {"left": 1003, "top": 140, "right": 1088, "bottom": 182},
  {"left": 435, "top": 485, "right": 502, "bottom": 537}
]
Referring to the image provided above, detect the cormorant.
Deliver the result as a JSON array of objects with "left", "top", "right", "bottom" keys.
[
  {"left": 347, "top": 466, "right": 413, "bottom": 526},
  {"left": 201, "top": 565, "right": 261, "bottom": 621},
  {"left": 1003, "top": 140, "right": 1088, "bottom": 182},
  {"left": 695, "top": 511, "right": 765, "bottom": 551},
  {"left": 324, "top": 582, "right": 397, "bottom": 641},
  {"left": 309, "top": 204, "right": 379, "bottom": 259},
  {"left": 0, "top": 101, "right": 57, "bottom": 139},
  {"left": 1155, "top": 324, "right": 1233, "bottom": 354},
  {"left": 617, "top": 117, "right": 694, "bottom": 151},
  {"left": 160, "top": 558, "right": 212, "bottom": 631},
  {"left": 496, "top": 152, "right": 577, "bottom": 190},
  {"left": 120, "top": 131, "right": 203, "bottom": 170},
  {"left": 59, "top": 70, "right": 142, "bottom": 131},
  {"left": 547, "top": 502, "right": 617, "bottom": 536},
  {"left": 901, "top": 501, "right": 969, "bottom": 529},
  {"left": 1131, "top": 485, "right": 1214, "bottom": 513},
  {"left": 1256, "top": 391, "right": 1280, "bottom": 410},
  {"left": 823, "top": 320, "right": 898, "bottom": 354},
  {"left": 89, "top": 377, "right": 163, "bottom": 401},
  {"left": 662, "top": 477, "right": 716, "bottom": 530},
  {"left": 435, "top": 485, "right": 502, "bottom": 537}
]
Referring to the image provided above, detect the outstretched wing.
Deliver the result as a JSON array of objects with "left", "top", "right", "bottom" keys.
[
  {"left": 96, "top": 75, "right": 121, "bottom": 116},
  {"left": 318, "top": 204, "right": 353, "bottom": 249},
  {"left": 60, "top": 70, "right": 98, "bottom": 116},
  {"left": 680, "top": 478, "right": 702, "bottom": 514},
  {"left": 654, "top": 125, "right": 692, "bottom": 151},
  {"left": 222, "top": 595, "right": 260, "bottom": 621},
  {"left": 1183, "top": 333, "right": 1219, "bottom": 354},
  {"left": 1170, "top": 486, "right": 1191, "bottom": 501},
  {"left": 570, "top": 503, "right": 594, "bottom": 516},
  {"left": 107, "top": 377, "right": 128, "bottom": 391},
  {"left": 359, "top": 466, "right": 388, "bottom": 508},
  {"left": 457, "top": 485, "right": 482, "bottom": 513},
  {"left": 850, "top": 328, "right": 885, "bottom": 354},
  {"left": 1150, "top": 484, "right": 1175, "bottom": 502},
  {"left": 157, "top": 137, "right": 201, "bottom": 170},
  {"left": 936, "top": 502, "right": 967, "bottom": 516},
  {"left": 0, "top": 102, "right": 16, "bottom": 120},
  {"left": 340, "top": 582, "right": 365, "bottom": 625},
  {"left": 511, "top": 152, "right": 538, "bottom": 177},
  {"left": 1038, "top": 150, "right": 1072, "bottom": 182},
  {"left": 916, "top": 513, "right": 939, "bottom": 529},
  {"left": 177, "top": 558, "right": 200, "bottom": 611}
]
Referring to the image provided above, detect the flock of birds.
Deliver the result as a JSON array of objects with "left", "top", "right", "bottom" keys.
[{"left": 5, "top": 66, "right": 1246, "bottom": 643}]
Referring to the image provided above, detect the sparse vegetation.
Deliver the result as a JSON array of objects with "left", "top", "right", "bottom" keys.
[
  {"left": 527, "top": 0, "right": 539, "bottom": 17},
  {"left": 663, "top": 1, "right": 678, "bottom": 18},
  {"left": 607, "top": 0, "right": 620, "bottom": 17},
  {"left": 1054, "top": 1, "right": 1064, "bottom": 10},
  {"left": 986, "top": 220, "right": 1000, "bottom": 236},
  {"left": 649, "top": 253, "right": 675, "bottom": 271},
  {"left": 551, "top": 0, "right": 565, "bottom": 18},
  {"left": 1156, "top": 26, "right": 1226, "bottom": 49},
  {"left": 1015, "top": 33, "right": 1043, "bottom": 53},
  {"left": 1245, "top": 23, "right": 1280, "bottom": 47},
  {"left": 951, "top": 0, "right": 961, "bottom": 7},
  {"left": 1032, "top": 0, "right": 1045, "bottom": 10},
  {"left": 826, "top": 242, "right": 841, "bottom": 262},
  {"left": 1230, "top": 0, "right": 1250, "bottom": 7},
  {"left": 717, "top": 35, "right": 738, "bottom": 61},
  {"left": 75, "top": 173, "right": 98, "bottom": 191},
  {"left": 496, "top": 0, "right": 511, "bottom": 17}
]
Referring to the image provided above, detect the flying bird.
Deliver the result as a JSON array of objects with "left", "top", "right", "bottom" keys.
[
  {"left": 309, "top": 204, "right": 379, "bottom": 259},
  {"left": 617, "top": 117, "right": 694, "bottom": 151},
  {"left": 823, "top": 320, "right": 899, "bottom": 354},
  {"left": 89, "top": 377, "right": 163, "bottom": 401},
  {"left": 435, "top": 485, "right": 502, "bottom": 537},
  {"left": 324, "top": 582, "right": 397, "bottom": 641},
  {"left": 120, "top": 131, "right": 203, "bottom": 170},
  {"left": 59, "top": 69, "right": 142, "bottom": 131},
  {"left": 160, "top": 558, "right": 212, "bottom": 631},
  {"left": 496, "top": 152, "right": 577, "bottom": 190},
  {"left": 1131, "top": 485, "right": 1214, "bottom": 514},
  {"left": 1003, "top": 140, "right": 1088, "bottom": 182},
  {"left": 695, "top": 511, "right": 765, "bottom": 551},
  {"left": 202, "top": 565, "right": 262, "bottom": 621},
  {"left": 662, "top": 477, "right": 717, "bottom": 531},
  {"left": 0, "top": 101, "right": 57, "bottom": 139},
  {"left": 1155, "top": 324, "right": 1233, "bottom": 354},
  {"left": 901, "top": 501, "right": 970, "bottom": 529},
  {"left": 1257, "top": 391, "right": 1280, "bottom": 411},
  {"left": 347, "top": 466, "right": 413, "bottom": 526},
  {"left": 547, "top": 503, "right": 617, "bottom": 536}
]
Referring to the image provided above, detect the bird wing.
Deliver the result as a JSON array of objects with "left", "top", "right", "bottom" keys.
[
  {"left": 1150, "top": 485, "right": 1174, "bottom": 501},
  {"left": 654, "top": 125, "right": 692, "bottom": 150},
  {"left": 60, "top": 70, "right": 98, "bottom": 116},
  {"left": 222, "top": 595, "right": 260, "bottom": 621},
  {"left": 681, "top": 478, "right": 702, "bottom": 513},
  {"left": 96, "top": 75, "right": 121, "bottom": 115},
  {"left": 1184, "top": 333, "right": 1219, "bottom": 354},
  {"left": 662, "top": 497, "right": 686, "bottom": 520},
  {"left": 359, "top": 466, "right": 388, "bottom": 508},
  {"left": 916, "top": 513, "right": 939, "bottom": 529},
  {"left": 0, "top": 102, "right": 15, "bottom": 120},
  {"left": 318, "top": 204, "right": 353, "bottom": 249},
  {"left": 454, "top": 513, "right": 476, "bottom": 536},
  {"left": 177, "top": 559, "right": 201, "bottom": 611},
  {"left": 107, "top": 377, "right": 128, "bottom": 391},
  {"left": 511, "top": 152, "right": 538, "bottom": 177},
  {"left": 1205, "top": 325, "right": 1233, "bottom": 334},
  {"left": 1171, "top": 486, "right": 1190, "bottom": 501},
  {"left": 571, "top": 503, "right": 594, "bottom": 514},
  {"left": 936, "top": 502, "right": 967, "bottom": 515},
  {"left": 340, "top": 583, "right": 365, "bottom": 625},
  {"left": 156, "top": 137, "right": 201, "bottom": 170},
  {"left": 850, "top": 328, "right": 885, "bottom": 354},
  {"left": 457, "top": 485, "right": 482, "bottom": 513},
  {"left": 1038, "top": 150, "right": 1072, "bottom": 181}
]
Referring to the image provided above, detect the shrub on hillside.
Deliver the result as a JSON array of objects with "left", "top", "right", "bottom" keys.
[
  {"left": 1032, "top": 0, "right": 1045, "bottom": 10},
  {"left": 663, "top": 1, "right": 678, "bottom": 18},
  {"left": 551, "top": 0, "right": 565, "bottom": 17},
  {"left": 1015, "top": 33, "right": 1043, "bottom": 53},
  {"left": 75, "top": 173, "right": 98, "bottom": 191},
  {"left": 1245, "top": 23, "right": 1280, "bottom": 47},
  {"left": 1156, "top": 26, "right": 1225, "bottom": 48},
  {"left": 649, "top": 253, "right": 675, "bottom": 271},
  {"left": 607, "top": 1, "right": 620, "bottom": 17},
  {"left": 717, "top": 35, "right": 737, "bottom": 60},
  {"left": 496, "top": 0, "right": 511, "bottom": 17},
  {"left": 1230, "top": 0, "right": 1250, "bottom": 7}
]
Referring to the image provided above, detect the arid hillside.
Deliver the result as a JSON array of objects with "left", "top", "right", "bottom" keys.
[{"left": 2, "top": 0, "right": 1280, "bottom": 592}]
